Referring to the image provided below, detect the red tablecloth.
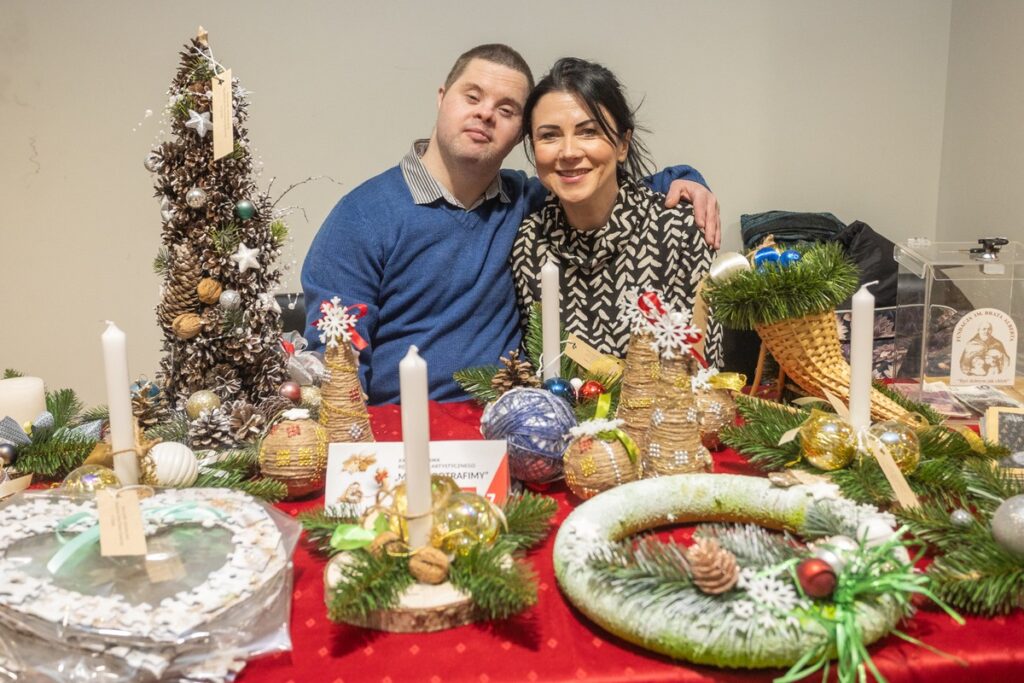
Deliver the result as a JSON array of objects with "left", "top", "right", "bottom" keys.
[{"left": 242, "top": 402, "right": 1024, "bottom": 683}]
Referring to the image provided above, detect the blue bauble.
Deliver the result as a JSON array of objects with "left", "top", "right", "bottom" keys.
[
  {"left": 753, "top": 246, "right": 781, "bottom": 270},
  {"left": 779, "top": 249, "right": 802, "bottom": 268},
  {"left": 481, "top": 388, "right": 577, "bottom": 484},
  {"left": 544, "top": 377, "right": 574, "bottom": 403}
]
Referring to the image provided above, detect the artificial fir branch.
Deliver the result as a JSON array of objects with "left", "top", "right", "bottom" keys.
[
  {"left": 13, "top": 434, "right": 95, "bottom": 479},
  {"left": 45, "top": 388, "right": 83, "bottom": 431},
  {"left": 326, "top": 550, "right": 413, "bottom": 621},
  {"left": 501, "top": 491, "right": 559, "bottom": 551},
  {"left": 720, "top": 394, "right": 807, "bottom": 471},
  {"left": 452, "top": 365, "right": 502, "bottom": 404},
  {"left": 153, "top": 247, "right": 170, "bottom": 276},
  {"left": 145, "top": 413, "right": 190, "bottom": 443},
  {"left": 3, "top": 368, "right": 23, "bottom": 379},
  {"left": 78, "top": 404, "right": 109, "bottom": 424},
  {"left": 269, "top": 219, "right": 289, "bottom": 246},
  {"left": 299, "top": 508, "right": 361, "bottom": 556},
  {"left": 236, "top": 477, "right": 288, "bottom": 503},
  {"left": 449, "top": 539, "right": 538, "bottom": 620},
  {"left": 694, "top": 524, "right": 801, "bottom": 567}
]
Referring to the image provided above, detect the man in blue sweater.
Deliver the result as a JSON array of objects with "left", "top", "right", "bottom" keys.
[{"left": 302, "top": 44, "right": 718, "bottom": 404}]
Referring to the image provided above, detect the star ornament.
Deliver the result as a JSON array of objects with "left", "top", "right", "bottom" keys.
[
  {"left": 185, "top": 108, "right": 213, "bottom": 138},
  {"left": 231, "top": 242, "right": 261, "bottom": 273}
]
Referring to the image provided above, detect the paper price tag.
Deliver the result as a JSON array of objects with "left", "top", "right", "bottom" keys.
[
  {"left": 564, "top": 334, "right": 603, "bottom": 371},
  {"left": 212, "top": 68, "right": 234, "bottom": 160},
  {"left": 96, "top": 489, "right": 148, "bottom": 557}
]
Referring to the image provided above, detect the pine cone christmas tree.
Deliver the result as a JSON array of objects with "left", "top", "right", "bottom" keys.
[
  {"left": 188, "top": 407, "right": 236, "bottom": 450},
  {"left": 687, "top": 538, "right": 739, "bottom": 595},
  {"left": 227, "top": 400, "right": 265, "bottom": 442},
  {"left": 149, "top": 34, "right": 287, "bottom": 412},
  {"left": 490, "top": 350, "right": 540, "bottom": 394}
]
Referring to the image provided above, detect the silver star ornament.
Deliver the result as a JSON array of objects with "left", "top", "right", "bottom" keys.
[
  {"left": 185, "top": 108, "right": 213, "bottom": 138},
  {"left": 231, "top": 242, "right": 261, "bottom": 273}
]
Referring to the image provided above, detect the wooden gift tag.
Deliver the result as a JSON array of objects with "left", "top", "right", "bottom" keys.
[
  {"left": 212, "top": 68, "right": 234, "bottom": 160},
  {"left": 0, "top": 474, "right": 32, "bottom": 499},
  {"left": 96, "top": 488, "right": 148, "bottom": 557},
  {"left": 869, "top": 439, "right": 920, "bottom": 509},
  {"left": 565, "top": 334, "right": 625, "bottom": 376}
]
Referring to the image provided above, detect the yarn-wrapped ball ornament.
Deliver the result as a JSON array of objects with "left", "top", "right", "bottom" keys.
[{"left": 481, "top": 387, "right": 577, "bottom": 483}]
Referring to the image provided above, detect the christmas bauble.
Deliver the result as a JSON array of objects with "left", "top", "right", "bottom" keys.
[
  {"left": 708, "top": 251, "right": 752, "bottom": 283},
  {"left": 799, "top": 410, "right": 857, "bottom": 471},
  {"left": 147, "top": 442, "right": 199, "bottom": 487},
  {"left": 0, "top": 443, "right": 16, "bottom": 467},
  {"left": 991, "top": 494, "right": 1024, "bottom": 557},
  {"left": 389, "top": 475, "right": 460, "bottom": 540},
  {"left": 185, "top": 390, "right": 221, "bottom": 419},
  {"left": 259, "top": 417, "right": 328, "bottom": 499},
  {"left": 796, "top": 557, "right": 837, "bottom": 598},
  {"left": 950, "top": 509, "right": 973, "bottom": 528},
  {"left": 300, "top": 385, "right": 322, "bottom": 409},
  {"left": 431, "top": 491, "right": 501, "bottom": 557},
  {"left": 577, "top": 380, "right": 605, "bottom": 403},
  {"left": 279, "top": 381, "right": 302, "bottom": 403},
  {"left": 563, "top": 433, "right": 639, "bottom": 500},
  {"left": 185, "top": 187, "right": 208, "bottom": 208},
  {"left": 868, "top": 421, "right": 920, "bottom": 474},
  {"left": 171, "top": 313, "right": 203, "bottom": 340},
  {"left": 813, "top": 535, "right": 858, "bottom": 574},
  {"left": 543, "top": 377, "right": 574, "bottom": 403},
  {"left": 61, "top": 465, "right": 121, "bottom": 494},
  {"left": 753, "top": 246, "right": 781, "bottom": 270},
  {"left": 234, "top": 199, "right": 256, "bottom": 220},
  {"left": 778, "top": 249, "right": 802, "bottom": 267},
  {"left": 856, "top": 517, "right": 896, "bottom": 548},
  {"left": 143, "top": 151, "right": 163, "bottom": 172},
  {"left": 219, "top": 289, "right": 242, "bottom": 311},
  {"left": 196, "top": 278, "right": 223, "bottom": 305}
]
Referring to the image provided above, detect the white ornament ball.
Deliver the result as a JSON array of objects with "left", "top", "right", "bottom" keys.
[
  {"left": 219, "top": 289, "right": 242, "bottom": 311},
  {"left": 814, "top": 534, "right": 858, "bottom": 574},
  {"left": 149, "top": 442, "right": 199, "bottom": 487},
  {"left": 144, "top": 152, "right": 163, "bottom": 172},
  {"left": 185, "top": 187, "right": 208, "bottom": 209},
  {"left": 991, "top": 494, "right": 1024, "bottom": 558},
  {"left": 856, "top": 517, "right": 896, "bottom": 548}
]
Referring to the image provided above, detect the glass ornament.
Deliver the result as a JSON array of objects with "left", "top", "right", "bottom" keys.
[
  {"left": 867, "top": 420, "right": 921, "bottom": 474},
  {"left": 219, "top": 289, "right": 242, "bottom": 311},
  {"left": 61, "top": 465, "right": 122, "bottom": 494},
  {"left": 387, "top": 475, "right": 460, "bottom": 540},
  {"left": 799, "top": 410, "right": 856, "bottom": 471},
  {"left": 185, "top": 390, "right": 221, "bottom": 419},
  {"left": 431, "top": 491, "right": 501, "bottom": 556},
  {"left": 185, "top": 187, "right": 208, "bottom": 209},
  {"left": 234, "top": 199, "right": 256, "bottom": 220}
]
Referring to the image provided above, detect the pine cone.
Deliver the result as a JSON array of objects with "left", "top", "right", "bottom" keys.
[
  {"left": 131, "top": 393, "right": 167, "bottom": 429},
  {"left": 687, "top": 538, "right": 739, "bottom": 595},
  {"left": 259, "top": 395, "right": 294, "bottom": 423},
  {"left": 227, "top": 400, "right": 265, "bottom": 442},
  {"left": 206, "top": 363, "right": 242, "bottom": 400},
  {"left": 157, "top": 244, "right": 202, "bottom": 329},
  {"left": 188, "top": 407, "right": 236, "bottom": 450},
  {"left": 490, "top": 350, "right": 541, "bottom": 394}
]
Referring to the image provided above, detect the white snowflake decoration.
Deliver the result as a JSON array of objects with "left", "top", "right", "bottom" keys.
[
  {"left": 738, "top": 567, "right": 800, "bottom": 615},
  {"left": 691, "top": 367, "right": 720, "bottom": 392},
  {"left": 650, "top": 308, "right": 703, "bottom": 360},
  {"left": 569, "top": 418, "right": 624, "bottom": 439},
  {"left": 617, "top": 287, "right": 671, "bottom": 334},
  {"left": 315, "top": 297, "right": 359, "bottom": 349}
]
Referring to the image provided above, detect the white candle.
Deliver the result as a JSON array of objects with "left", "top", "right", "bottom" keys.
[
  {"left": 0, "top": 377, "right": 46, "bottom": 426},
  {"left": 541, "top": 259, "right": 560, "bottom": 381},
  {"left": 101, "top": 321, "right": 138, "bottom": 484},
  {"left": 849, "top": 281, "right": 878, "bottom": 433},
  {"left": 399, "top": 345, "right": 432, "bottom": 549}
]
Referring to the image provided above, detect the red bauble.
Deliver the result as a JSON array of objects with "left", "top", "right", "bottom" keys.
[
  {"left": 796, "top": 558, "right": 837, "bottom": 598},
  {"left": 279, "top": 381, "right": 302, "bottom": 403},
  {"left": 578, "top": 380, "right": 606, "bottom": 403}
]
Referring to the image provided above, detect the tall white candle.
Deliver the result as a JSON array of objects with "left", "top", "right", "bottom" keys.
[
  {"left": 849, "top": 281, "right": 878, "bottom": 433},
  {"left": 0, "top": 377, "right": 46, "bottom": 426},
  {"left": 101, "top": 321, "right": 139, "bottom": 485},
  {"left": 541, "top": 259, "right": 560, "bottom": 381},
  {"left": 399, "top": 345, "right": 432, "bottom": 549}
]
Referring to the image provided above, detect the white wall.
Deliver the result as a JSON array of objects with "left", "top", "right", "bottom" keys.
[
  {"left": 937, "top": 0, "right": 1024, "bottom": 244},
  {"left": 1, "top": 0, "right": 955, "bottom": 404}
]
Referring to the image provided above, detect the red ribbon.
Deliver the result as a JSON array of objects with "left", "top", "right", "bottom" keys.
[
  {"left": 316, "top": 299, "right": 369, "bottom": 351},
  {"left": 637, "top": 291, "right": 666, "bottom": 323},
  {"left": 281, "top": 339, "right": 296, "bottom": 355}
]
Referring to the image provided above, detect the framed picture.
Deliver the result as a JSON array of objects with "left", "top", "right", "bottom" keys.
[{"left": 984, "top": 407, "right": 1024, "bottom": 477}]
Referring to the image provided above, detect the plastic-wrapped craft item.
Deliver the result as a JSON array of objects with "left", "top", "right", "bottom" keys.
[{"left": 0, "top": 487, "right": 300, "bottom": 682}]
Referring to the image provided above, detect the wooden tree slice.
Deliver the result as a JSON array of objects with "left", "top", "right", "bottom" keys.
[{"left": 324, "top": 555, "right": 479, "bottom": 633}]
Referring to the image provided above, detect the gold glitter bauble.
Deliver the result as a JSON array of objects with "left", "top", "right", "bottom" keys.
[
  {"left": 431, "top": 491, "right": 501, "bottom": 556},
  {"left": 799, "top": 410, "right": 857, "bottom": 471},
  {"left": 185, "top": 390, "right": 221, "bottom": 419},
  {"left": 61, "top": 465, "right": 122, "bottom": 494},
  {"left": 868, "top": 420, "right": 921, "bottom": 474},
  {"left": 388, "top": 475, "right": 461, "bottom": 539},
  {"left": 300, "top": 385, "right": 322, "bottom": 409}
]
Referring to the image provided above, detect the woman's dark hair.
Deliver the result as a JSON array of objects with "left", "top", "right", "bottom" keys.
[{"left": 523, "top": 57, "right": 654, "bottom": 179}]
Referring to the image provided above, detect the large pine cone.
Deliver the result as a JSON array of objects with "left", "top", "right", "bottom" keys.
[
  {"left": 227, "top": 400, "right": 265, "bottom": 442},
  {"left": 188, "top": 407, "right": 236, "bottom": 450},
  {"left": 157, "top": 244, "right": 202, "bottom": 329},
  {"left": 490, "top": 350, "right": 541, "bottom": 395},
  {"left": 687, "top": 538, "right": 740, "bottom": 595}
]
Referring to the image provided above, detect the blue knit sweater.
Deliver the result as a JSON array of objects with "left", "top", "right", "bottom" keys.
[{"left": 302, "top": 165, "right": 706, "bottom": 404}]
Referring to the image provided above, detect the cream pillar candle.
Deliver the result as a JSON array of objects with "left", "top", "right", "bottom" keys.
[
  {"left": 399, "top": 345, "right": 432, "bottom": 549},
  {"left": 541, "top": 259, "right": 560, "bottom": 381},
  {"left": 0, "top": 377, "right": 46, "bottom": 426},
  {"left": 101, "top": 321, "right": 139, "bottom": 484},
  {"left": 849, "top": 281, "right": 878, "bottom": 433}
]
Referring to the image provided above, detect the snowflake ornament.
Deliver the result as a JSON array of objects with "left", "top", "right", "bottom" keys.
[
  {"left": 738, "top": 567, "right": 801, "bottom": 617},
  {"left": 650, "top": 308, "right": 703, "bottom": 360},
  {"left": 315, "top": 297, "right": 359, "bottom": 349},
  {"left": 618, "top": 287, "right": 668, "bottom": 334},
  {"left": 691, "top": 367, "right": 720, "bottom": 392}
]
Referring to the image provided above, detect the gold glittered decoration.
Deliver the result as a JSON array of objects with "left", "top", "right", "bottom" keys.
[{"left": 799, "top": 409, "right": 857, "bottom": 471}]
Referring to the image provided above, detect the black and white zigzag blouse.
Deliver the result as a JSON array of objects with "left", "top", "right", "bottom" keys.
[{"left": 511, "top": 179, "right": 723, "bottom": 366}]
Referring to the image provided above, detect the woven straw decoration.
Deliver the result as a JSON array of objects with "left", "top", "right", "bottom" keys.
[
  {"left": 563, "top": 435, "right": 639, "bottom": 500},
  {"left": 695, "top": 387, "right": 736, "bottom": 450},
  {"left": 320, "top": 344, "right": 374, "bottom": 443},
  {"left": 643, "top": 355, "right": 711, "bottom": 477},
  {"left": 616, "top": 332, "right": 660, "bottom": 455},
  {"left": 754, "top": 310, "right": 907, "bottom": 422},
  {"left": 258, "top": 417, "right": 328, "bottom": 499}
]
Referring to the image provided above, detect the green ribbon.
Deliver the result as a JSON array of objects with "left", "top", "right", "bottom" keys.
[
  {"left": 46, "top": 502, "right": 227, "bottom": 575},
  {"left": 591, "top": 392, "right": 639, "bottom": 463}
]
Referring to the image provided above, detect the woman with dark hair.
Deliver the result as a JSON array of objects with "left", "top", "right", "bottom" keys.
[{"left": 511, "top": 57, "right": 722, "bottom": 363}]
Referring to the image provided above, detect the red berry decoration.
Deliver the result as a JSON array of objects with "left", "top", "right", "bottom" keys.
[
  {"left": 578, "top": 380, "right": 606, "bottom": 403},
  {"left": 279, "top": 381, "right": 302, "bottom": 403},
  {"left": 796, "top": 557, "right": 837, "bottom": 598}
]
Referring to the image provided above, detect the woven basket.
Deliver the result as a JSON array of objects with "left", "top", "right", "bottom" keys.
[
  {"left": 563, "top": 435, "right": 639, "bottom": 500},
  {"left": 643, "top": 356, "right": 711, "bottom": 477},
  {"left": 616, "top": 332, "right": 660, "bottom": 455},
  {"left": 755, "top": 310, "right": 908, "bottom": 422},
  {"left": 320, "top": 344, "right": 374, "bottom": 443},
  {"left": 259, "top": 417, "right": 328, "bottom": 499}
]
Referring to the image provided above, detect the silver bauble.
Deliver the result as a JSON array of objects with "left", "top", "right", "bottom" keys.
[
  {"left": 950, "top": 509, "right": 973, "bottom": 528},
  {"left": 219, "top": 289, "right": 242, "bottom": 311},
  {"left": 144, "top": 152, "right": 164, "bottom": 172},
  {"left": 991, "top": 494, "right": 1024, "bottom": 557},
  {"left": 185, "top": 187, "right": 208, "bottom": 209}
]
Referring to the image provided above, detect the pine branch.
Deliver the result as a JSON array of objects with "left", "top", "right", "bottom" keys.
[
  {"left": 13, "top": 433, "right": 96, "bottom": 479},
  {"left": 501, "top": 491, "right": 558, "bottom": 551},
  {"left": 720, "top": 395, "right": 806, "bottom": 471},
  {"left": 3, "top": 368, "right": 24, "bottom": 379},
  {"left": 587, "top": 537, "right": 697, "bottom": 606},
  {"left": 449, "top": 539, "right": 538, "bottom": 620},
  {"left": 694, "top": 524, "right": 801, "bottom": 567},
  {"left": 237, "top": 477, "right": 288, "bottom": 503},
  {"left": 873, "top": 382, "right": 944, "bottom": 426},
  {"left": 79, "top": 404, "right": 109, "bottom": 424},
  {"left": 145, "top": 413, "right": 190, "bottom": 443},
  {"left": 211, "top": 223, "right": 241, "bottom": 255},
  {"left": 45, "top": 388, "right": 83, "bottom": 431},
  {"left": 927, "top": 541, "right": 1024, "bottom": 616},
  {"left": 153, "top": 247, "right": 171, "bottom": 276},
  {"left": 171, "top": 93, "right": 198, "bottom": 120},
  {"left": 269, "top": 219, "right": 289, "bottom": 246},
  {"left": 326, "top": 550, "right": 413, "bottom": 622},
  {"left": 524, "top": 302, "right": 544, "bottom": 369},
  {"left": 299, "top": 508, "right": 361, "bottom": 556},
  {"left": 453, "top": 365, "right": 502, "bottom": 404}
]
